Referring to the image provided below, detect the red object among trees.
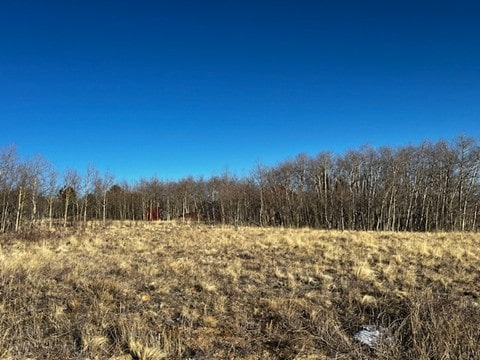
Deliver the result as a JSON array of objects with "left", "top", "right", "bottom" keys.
[{"left": 145, "top": 207, "right": 160, "bottom": 221}]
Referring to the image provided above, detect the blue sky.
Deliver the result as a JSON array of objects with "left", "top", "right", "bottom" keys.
[{"left": 1, "top": 1, "right": 479, "bottom": 182}]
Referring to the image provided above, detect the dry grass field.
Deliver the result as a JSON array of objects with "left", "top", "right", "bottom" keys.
[{"left": 0, "top": 222, "right": 479, "bottom": 359}]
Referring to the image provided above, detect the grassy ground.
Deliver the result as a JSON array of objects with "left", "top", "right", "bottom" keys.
[{"left": 0, "top": 222, "right": 479, "bottom": 359}]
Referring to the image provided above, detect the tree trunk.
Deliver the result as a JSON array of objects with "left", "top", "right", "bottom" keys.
[
  {"left": 64, "top": 190, "right": 69, "bottom": 228},
  {"left": 15, "top": 186, "right": 23, "bottom": 232},
  {"left": 259, "top": 187, "right": 264, "bottom": 226},
  {"left": 49, "top": 197, "right": 54, "bottom": 229},
  {"left": 102, "top": 191, "right": 107, "bottom": 226},
  {"left": 31, "top": 178, "right": 37, "bottom": 228},
  {"left": 83, "top": 198, "right": 88, "bottom": 226},
  {"left": 1, "top": 194, "right": 9, "bottom": 232}
]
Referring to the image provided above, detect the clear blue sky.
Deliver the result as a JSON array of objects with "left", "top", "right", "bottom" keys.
[{"left": 1, "top": 1, "right": 479, "bottom": 182}]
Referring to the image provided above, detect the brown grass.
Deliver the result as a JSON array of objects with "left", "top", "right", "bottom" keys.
[{"left": 0, "top": 222, "right": 479, "bottom": 359}]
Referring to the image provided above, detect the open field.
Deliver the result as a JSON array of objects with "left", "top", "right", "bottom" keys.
[{"left": 0, "top": 222, "right": 479, "bottom": 359}]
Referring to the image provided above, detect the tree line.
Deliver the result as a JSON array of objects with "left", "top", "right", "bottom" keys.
[{"left": 1, "top": 136, "right": 479, "bottom": 232}]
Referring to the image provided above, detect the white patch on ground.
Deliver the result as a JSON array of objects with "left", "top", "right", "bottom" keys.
[{"left": 354, "top": 325, "right": 390, "bottom": 348}]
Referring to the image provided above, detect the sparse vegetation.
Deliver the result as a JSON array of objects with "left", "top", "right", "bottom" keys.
[{"left": 1, "top": 222, "right": 479, "bottom": 359}]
